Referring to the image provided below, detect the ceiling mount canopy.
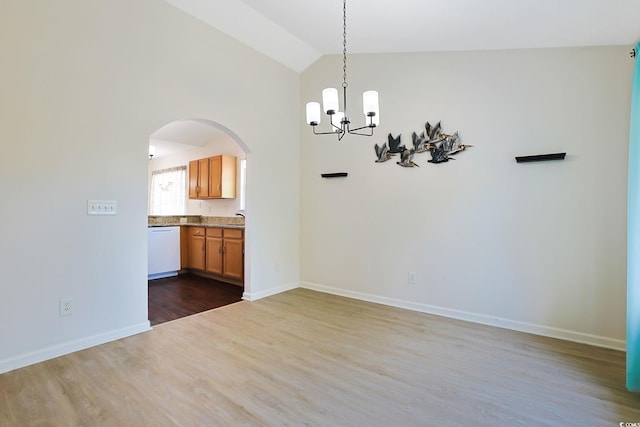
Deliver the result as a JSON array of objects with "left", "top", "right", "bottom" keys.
[{"left": 305, "top": 0, "right": 379, "bottom": 141}]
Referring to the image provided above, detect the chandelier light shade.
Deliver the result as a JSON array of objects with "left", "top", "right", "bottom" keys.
[
  {"left": 306, "top": 102, "right": 321, "bottom": 126},
  {"left": 322, "top": 88, "right": 340, "bottom": 114},
  {"left": 363, "top": 91, "right": 379, "bottom": 117},
  {"left": 305, "top": 0, "right": 379, "bottom": 141}
]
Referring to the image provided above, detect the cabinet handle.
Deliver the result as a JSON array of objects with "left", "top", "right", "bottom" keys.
[{"left": 217, "top": 184, "right": 221, "bottom": 192}]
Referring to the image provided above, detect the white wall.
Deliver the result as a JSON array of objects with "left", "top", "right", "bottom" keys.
[
  {"left": 148, "top": 132, "right": 245, "bottom": 217},
  {"left": 300, "top": 47, "right": 633, "bottom": 349},
  {"left": 0, "top": 0, "right": 300, "bottom": 373}
]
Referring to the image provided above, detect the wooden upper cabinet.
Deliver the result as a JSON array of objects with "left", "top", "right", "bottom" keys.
[
  {"left": 188, "top": 160, "right": 199, "bottom": 199},
  {"left": 188, "top": 155, "right": 236, "bottom": 200},
  {"left": 208, "top": 155, "right": 222, "bottom": 198},
  {"left": 188, "top": 159, "right": 210, "bottom": 199},
  {"left": 210, "top": 155, "right": 236, "bottom": 199},
  {"left": 198, "top": 158, "right": 210, "bottom": 197}
]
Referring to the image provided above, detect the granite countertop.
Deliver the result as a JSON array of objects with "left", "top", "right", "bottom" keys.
[
  {"left": 149, "top": 223, "right": 244, "bottom": 229},
  {"left": 148, "top": 215, "right": 245, "bottom": 229}
]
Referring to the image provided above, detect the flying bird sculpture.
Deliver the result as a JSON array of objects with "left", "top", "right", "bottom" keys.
[
  {"left": 424, "top": 121, "right": 444, "bottom": 143},
  {"left": 374, "top": 120, "right": 470, "bottom": 168},
  {"left": 387, "top": 133, "right": 405, "bottom": 154},
  {"left": 428, "top": 140, "right": 453, "bottom": 164},
  {"left": 412, "top": 132, "right": 430, "bottom": 153},
  {"left": 374, "top": 142, "right": 394, "bottom": 163},
  {"left": 442, "top": 132, "right": 472, "bottom": 155},
  {"left": 397, "top": 148, "right": 419, "bottom": 167}
]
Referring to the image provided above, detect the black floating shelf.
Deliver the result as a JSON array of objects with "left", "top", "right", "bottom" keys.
[
  {"left": 515, "top": 153, "right": 566, "bottom": 163},
  {"left": 321, "top": 172, "right": 348, "bottom": 178}
]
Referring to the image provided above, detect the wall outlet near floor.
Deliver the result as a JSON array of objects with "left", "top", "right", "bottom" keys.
[
  {"left": 408, "top": 272, "right": 416, "bottom": 284},
  {"left": 59, "top": 298, "right": 73, "bottom": 316}
]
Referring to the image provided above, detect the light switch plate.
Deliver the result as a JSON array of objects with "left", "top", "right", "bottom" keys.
[{"left": 87, "top": 200, "right": 117, "bottom": 215}]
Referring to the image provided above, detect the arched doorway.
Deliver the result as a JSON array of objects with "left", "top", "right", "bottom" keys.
[{"left": 147, "top": 118, "right": 251, "bottom": 325}]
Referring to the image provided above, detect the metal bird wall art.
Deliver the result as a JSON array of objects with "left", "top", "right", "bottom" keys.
[
  {"left": 441, "top": 132, "right": 473, "bottom": 156},
  {"left": 411, "top": 132, "right": 429, "bottom": 153},
  {"left": 424, "top": 121, "right": 442, "bottom": 142},
  {"left": 397, "top": 148, "right": 419, "bottom": 167},
  {"left": 374, "top": 142, "right": 394, "bottom": 163},
  {"left": 387, "top": 133, "right": 405, "bottom": 154},
  {"left": 428, "top": 140, "right": 452, "bottom": 164},
  {"left": 373, "top": 120, "right": 471, "bottom": 168}
]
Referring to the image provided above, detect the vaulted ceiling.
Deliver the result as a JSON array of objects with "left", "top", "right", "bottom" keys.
[
  {"left": 165, "top": 0, "right": 640, "bottom": 73},
  {"left": 152, "top": 0, "right": 639, "bottom": 156}
]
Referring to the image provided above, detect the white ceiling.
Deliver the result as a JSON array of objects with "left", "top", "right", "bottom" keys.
[
  {"left": 166, "top": 0, "right": 640, "bottom": 73},
  {"left": 149, "top": 119, "right": 225, "bottom": 158},
  {"left": 154, "top": 0, "right": 639, "bottom": 155}
]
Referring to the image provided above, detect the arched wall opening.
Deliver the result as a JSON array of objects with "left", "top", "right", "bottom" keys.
[{"left": 148, "top": 118, "right": 252, "bottom": 297}]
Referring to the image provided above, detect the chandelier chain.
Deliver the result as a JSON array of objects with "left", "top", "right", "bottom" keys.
[{"left": 342, "top": 0, "right": 348, "bottom": 88}]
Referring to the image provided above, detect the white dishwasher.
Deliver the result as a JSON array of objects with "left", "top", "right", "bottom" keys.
[{"left": 148, "top": 226, "right": 181, "bottom": 280}]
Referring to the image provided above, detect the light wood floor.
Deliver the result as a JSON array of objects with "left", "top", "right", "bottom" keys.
[{"left": 1, "top": 289, "right": 639, "bottom": 426}]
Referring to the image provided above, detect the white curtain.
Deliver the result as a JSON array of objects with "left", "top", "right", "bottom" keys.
[
  {"left": 149, "top": 166, "right": 186, "bottom": 215},
  {"left": 628, "top": 42, "right": 640, "bottom": 392}
]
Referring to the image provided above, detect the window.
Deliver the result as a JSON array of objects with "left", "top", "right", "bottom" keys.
[
  {"left": 149, "top": 166, "right": 186, "bottom": 215},
  {"left": 239, "top": 158, "right": 247, "bottom": 211}
]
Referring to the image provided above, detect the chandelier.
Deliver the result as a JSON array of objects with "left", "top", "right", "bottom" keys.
[{"left": 305, "top": 0, "right": 379, "bottom": 141}]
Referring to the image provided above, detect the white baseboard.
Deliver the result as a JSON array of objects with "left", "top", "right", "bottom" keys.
[
  {"left": 148, "top": 271, "right": 178, "bottom": 280},
  {"left": 300, "top": 281, "right": 626, "bottom": 351},
  {"left": 243, "top": 281, "right": 299, "bottom": 301},
  {"left": 0, "top": 321, "right": 152, "bottom": 374}
]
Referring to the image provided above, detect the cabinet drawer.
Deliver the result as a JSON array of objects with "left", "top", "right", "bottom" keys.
[
  {"left": 223, "top": 228, "right": 243, "bottom": 239},
  {"left": 206, "top": 227, "right": 223, "bottom": 237},
  {"left": 189, "top": 227, "right": 205, "bottom": 236}
]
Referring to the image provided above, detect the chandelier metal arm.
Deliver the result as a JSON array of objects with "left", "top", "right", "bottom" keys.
[
  {"left": 311, "top": 127, "right": 343, "bottom": 136},
  {"left": 347, "top": 125, "right": 376, "bottom": 135}
]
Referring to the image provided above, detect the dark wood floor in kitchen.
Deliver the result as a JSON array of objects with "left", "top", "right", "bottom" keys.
[{"left": 148, "top": 274, "right": 244, "bottom": 326}]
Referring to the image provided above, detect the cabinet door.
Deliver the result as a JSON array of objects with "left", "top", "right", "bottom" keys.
[
  {"left": 209, "top": 155, "right": 222, "bottom": 198},
  {"left": 187, "top": 234, "right": 205, "bottom": 270},
  {"left": 198, "top": 158, "right": 210, "bottom": 198},
  {"left": 223, "top": 237, "right": 244, "bottom": 280},
  {"left": 205, "top": 236, "right": 223, "bottom": 275},
  {"left": 188, "top": 160, "right": 199, "bottom": 199},
  {"left": 220, "top": 155, "right": 237, "bottom": 199}
]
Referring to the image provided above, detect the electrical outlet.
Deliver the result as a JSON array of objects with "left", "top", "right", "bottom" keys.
[
  {"left": 408, "top": 272, "right": 416, "bottom": 284},
  {"left": 59, "top": 298, "right": 72, "bottom": 316}
]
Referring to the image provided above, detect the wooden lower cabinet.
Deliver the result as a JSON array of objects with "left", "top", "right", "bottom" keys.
[
  {"left": 222, "top": 229, "right": 244, "bottom": 281},
  {"left": 186, "top": 227, "right": 205, "bottom": 270},
  {"left": 205, "top": 228, "right": 223, "bottom": 275},
  {"left": 184, "top": 226, "right": 243, "bottom": 285}
]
